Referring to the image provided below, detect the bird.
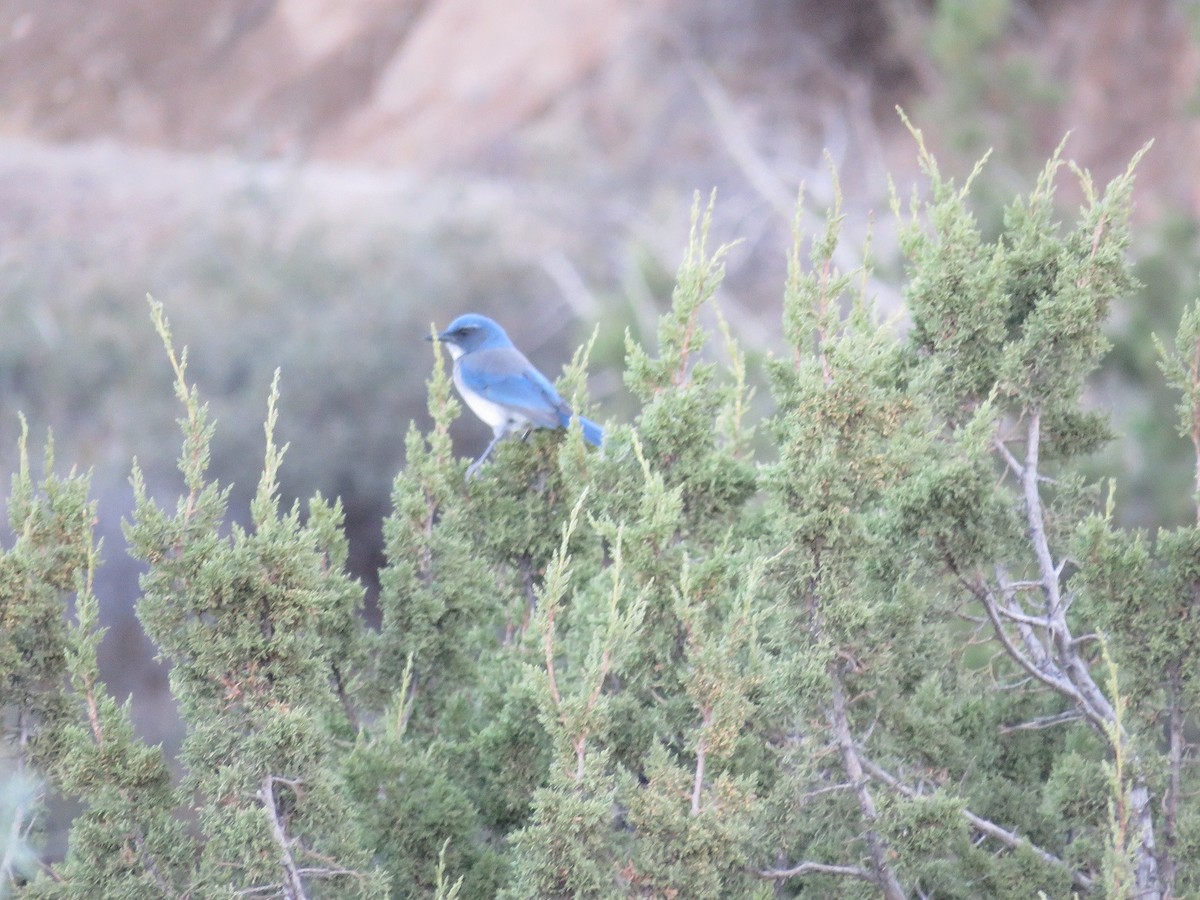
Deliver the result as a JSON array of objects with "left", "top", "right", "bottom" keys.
[{"left": 427, "top": 313, "right": 604, "bottom": 478}]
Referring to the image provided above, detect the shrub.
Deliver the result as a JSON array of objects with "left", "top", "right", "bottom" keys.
[{"left": 3, "top": 137, "right": 1194, "bottom": 899}]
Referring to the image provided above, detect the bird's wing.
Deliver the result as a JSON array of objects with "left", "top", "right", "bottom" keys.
[{"left": 458, "top": 347, "right": 571, "bottom": 428}]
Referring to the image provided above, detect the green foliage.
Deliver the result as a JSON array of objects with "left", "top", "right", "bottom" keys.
[
  {"left": 5, "top": 141, "right": 1199, "bottom": 899},
  {"left": 0, "top": 427, "right": 79, "bottom": 772}
]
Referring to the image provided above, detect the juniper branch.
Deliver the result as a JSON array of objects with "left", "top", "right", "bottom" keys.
[{"left": 860, "top": 756, "right": 1093, "bottom": 892}]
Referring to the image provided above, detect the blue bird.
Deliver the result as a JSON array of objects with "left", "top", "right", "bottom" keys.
[{"left": 428, "top": 313, "right": 604, "bottom": 477}]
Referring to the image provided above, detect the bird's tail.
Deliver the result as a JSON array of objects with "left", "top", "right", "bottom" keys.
[{"left": 577, "top": 416, "right": 604, "bottom": 447}]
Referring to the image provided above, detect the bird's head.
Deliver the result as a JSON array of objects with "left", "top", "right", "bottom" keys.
[{"left": 427, "top": 313, "right": 511, "bottom": 357}]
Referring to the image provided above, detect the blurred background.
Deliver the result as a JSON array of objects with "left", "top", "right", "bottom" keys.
[{"left": 1, "top": 0, "right": 1199, "bottom": 751}]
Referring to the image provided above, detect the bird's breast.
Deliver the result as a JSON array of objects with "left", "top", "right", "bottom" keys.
[{"left": 453, "top": 365, "right": 529, "bottom": 433}]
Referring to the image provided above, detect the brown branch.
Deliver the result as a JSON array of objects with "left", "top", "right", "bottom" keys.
[
  {"left": 571, "top": 735, "right": 587, "bottom": 784},
  {"left": 673, "top": 306, "right": 702, "bottom": 388},
  {"left": 571, "top": 648, "right": 613, "bottom": 784},
  {"left": 1088, "top": 212, "right": 1108, "bottom": 259},
  {"left": 84, "top": 673, "right": 103, "bottom": 743},
  {"left": 585, "top": 649, "right": 610, "bottom": 715}
]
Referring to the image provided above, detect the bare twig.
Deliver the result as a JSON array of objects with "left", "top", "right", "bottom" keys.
[
  {"left": 572, "top": 646, "right": 613, "bottom": 784},
  {"left": 800, "top": 782, "right": 855, "bottom": 802},
  {"left": 990, "top": 408, "right": 1161, "bottom": 897},
  {"left": 1018, "top": 412, "right": 1066, "bottom": 617},
  {"left": 691, "top": 708, "right": 712, "bottom": 816},
  {"left": 1, "top": 715, "right": 34, "bottom": 888},
  {"left": 827, "top": 671, "right": 906, "bottom": 900},
  {"left": 1163, "top": 675, "right": 1184, "bottom": 897},
  {"left": 261, "top": 775, "right": 308, "bottom": 900},
  {"left": 991, "top": 602, "right": 1051, "bottom": 629},
  {"left": 977, "top": 574, "right": 1087, "bottom": 709},
  {"left": 998, "top": 710, "right": 1082, "bottom": 734},
  {"left": 860, "top": 757, "right": 1093, "bottom": 892},
  {"left": 233, "top": 884, "right": 287, "bottom": 897},
  {"left": 759, "top": 860, "right": 873, "bottom": 880},
  {"left": 993, "top": 436, "right": 1024, "bottom": 477}
]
